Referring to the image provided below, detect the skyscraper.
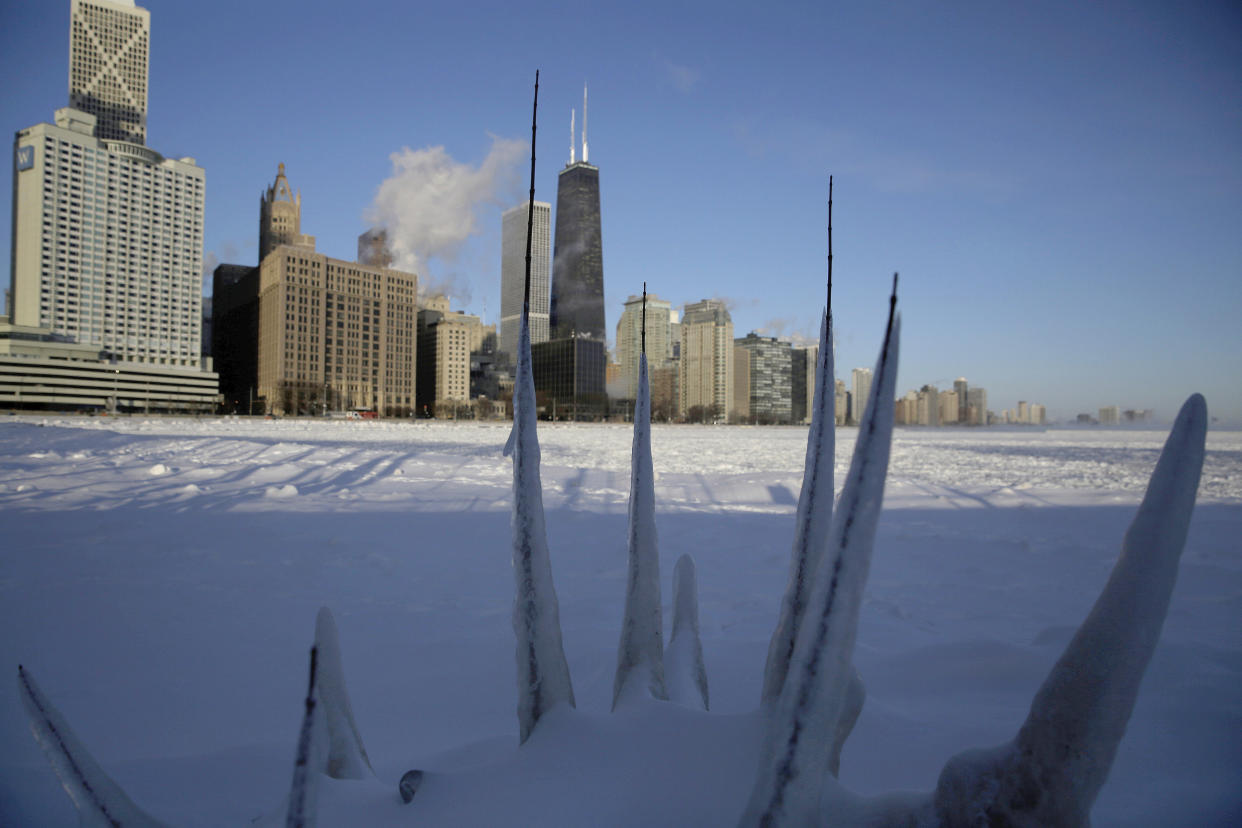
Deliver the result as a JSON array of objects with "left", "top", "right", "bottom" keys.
[
  {"left": 500, "top": 201, "right": 551, "bottom": 363},
  {"left": 679, "top": 299, "right": 733, "bottom": 419},
  {"left": 851, "top": 367, "right": 873, "bottom": 425},
  {"left": 259, "top": 163, "right": 315, "bottom": 261},
  {"left": 735, "top": 333, "right": 793, "bottom": 424},
  {"left": 615, "top": 293, "right": 673, "bottom": 400},
  {"left": 550, "top": 87, "right": 604, "bottom": 342},
  {"left": 69, "top": 0, "right": 150, "bottom": 144}
]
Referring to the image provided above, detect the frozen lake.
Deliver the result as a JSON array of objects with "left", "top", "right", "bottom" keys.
[{"left": 2, "top": 416, "right": 1240, "bottom": 825}]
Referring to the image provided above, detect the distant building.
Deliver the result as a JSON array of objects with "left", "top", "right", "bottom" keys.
[
  {"left": 69, "top": 0, "right": 150, "bottom": 144},
  {"left": 735, "top": 333, "right": 792, "bottom": 423},
  {"left": 1099, "top": 405, "right": 1121, "bottom": 425},
  {"left": 531, "top": 335, "right": 607, "bottom": 420},
  {"left": 967, "top": 386, "right": 988, "bottom": 425},
  {"left": 732, "top": 345, "right": 750, "bottom": 422},
  {"left": 212, "top": 264, "right": 259, "bottom": 412},
  {"left": 651, "top": 363, "right": 678, "bottom": 421},
  {"left": 939, "top": 389, "right": 959, "bottom": 424},
  {"left": 835, "top": 379, "right": 849, "bottom": 426},
  {"left": 250, "top": 166, "right": 418, "bottom": 416},
  {"left": 357, "top": 228, "right": 393, "bottom": 267},
  {"left": 550, "top": 91, "right": 605, "bottom": 343},
  {"left": 499, "top": 201, "right": 550, "bottom": 363},
  {"left": 917, "top": 384, "right": 940, "bottom": 426},
  {"left": 679, "top": 299, "right": 733, "bottom": 420},
  {"left": 417, "top": 299, "right": 480, "bottom": 416},
  {"left": 955, "top": 378, "right": 969, "bottom": 423},
  {"left": 615, "top": 293, "right": 674, "bottom": 400},
  {"left": 792, "top": 344, "right": 819, "bottom": 425},
  {"left": 851, "top": 367, "right": 873, "bottom": 425}
]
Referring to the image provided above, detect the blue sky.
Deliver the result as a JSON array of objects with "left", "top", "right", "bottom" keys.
[{"left": 3, "top": 1, "right": 1240, "bottom": 423}]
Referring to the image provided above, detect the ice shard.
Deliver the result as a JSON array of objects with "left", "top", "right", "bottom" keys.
[
  {"left": 742, "top": 278, "right": 900, "bottom": 827},
  {"left": 762, "top": 181, "right": 837, "bottom": 708},
  {"left": 930, "top": 393, "right": 1208, "bottom": 827},
  {"left": 613, "top": 352, "right": 669, "bottom": 708},
  {"left": 666, "top": 554, "right": 709, "bottom": 711},
  {"left": 314, "top": 607, "right": 372, "bottom": 779},
  {"left": 17, "top": 664, "right": 171, "bottom": 828},
  {"left": 505, "top": 70, "right": 575, "bottom": 745}
]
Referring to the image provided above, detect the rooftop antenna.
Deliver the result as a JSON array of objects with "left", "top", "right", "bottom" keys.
[
  {"left": 582, "top": 83, "right": 589, "bottom": 163},
  {"left": 570, "top": 109, "right": 575, "bottom": 164}
]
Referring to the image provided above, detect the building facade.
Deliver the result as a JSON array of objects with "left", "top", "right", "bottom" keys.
[
  {"left": 259, "top": 163, "right": 315, "bottom": 261},
  {"left": 615, "top": 293, "right": 674, "bottom": 401},
  {"left": 69, "top": 0, "right": 150, "bottom": 145},
  {"left": 851, "top": 367, "right": 873, "bottom": 426},
  {"left": 531, "top": 336, "right": 607, "bottom": 420},
  {"left": 550, "top": 162, "right": 604, "bottom": 342},
  {"left": 679, "top": 299, "right": 733, "bottom": 420},
  {"left": 211, "top": 264, "right": 259, "bottom": 412},
  {"left": 735, "top": 333, "right": 793, "bottom": 424},
  {"left": 416, "top": 298, "right": 482, "bottom": 416},
  {"left": 499, "top": 201, "right": 550, "bottom": 363}
]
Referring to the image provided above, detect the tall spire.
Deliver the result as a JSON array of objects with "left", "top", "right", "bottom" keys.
[
  {"left": 582, "top": 83, "right": 589, "bottom": 163},
  {"left": 570, "top": 109, "right": 575, "bottom": 165}
]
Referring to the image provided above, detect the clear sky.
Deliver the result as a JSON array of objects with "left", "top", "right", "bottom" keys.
[{"left": 3, "top": 0, "right": 1240, "bottom": 424}]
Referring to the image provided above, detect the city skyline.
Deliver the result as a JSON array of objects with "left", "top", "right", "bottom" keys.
[{"left": 3, "top": 1, "right": 1239, "bottom": 423}]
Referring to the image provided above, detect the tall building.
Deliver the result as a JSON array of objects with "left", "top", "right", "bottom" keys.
[
  {"left": 212, "top": 264, "right": 259, "bottom": 412},
  {"left": 917, "top": 384, "right": 940, "bottom": 426},
  {"left": 69, "top": 0, "right": 150, "bottom": 145},
  {"left": 954, "top": 378, "right": 969, "bottom": 423},
  {"left": 679, "top": 299, "right": 733, "bottom": 420},
  {"left": 259, "top": 163, "right": 315, "bottom": 261},
  {"left": 792, "top": 344, "right": 818, "bottom": 425},
  {"left": 247, "top": 166, "right": 418, "bottom": 416},
  {"left": 1099, "top": 405, "right": 1121, "bottom": 425},
  {"left": 735, "top": 333, "right": 792, "bottom": 423},
  {"left": 835, "top": 379, "right": 849, "bottom": 426},
  {"left": 851, "top": 367, "right": 873, "bottom": 425},
  {"left": 967, "top": 386, "right": 988, "bottom": 425},
  {"left": 615, "top": 293, "right": 674, "bottom": 401},
  {"left": 550, "top": 89, "right": 604, "bottom": 342},
  {"left": 499, "top": 201, "right": 550, "bottom": 362},
  {"left": 939, "top": 389, "right": 960, "bottom": 424},
  {"left": 416, "top": 297, "right": 481, "bottom": 416},
  {"left": 732, "top": 345, "right": 751, "bottom": 422}
]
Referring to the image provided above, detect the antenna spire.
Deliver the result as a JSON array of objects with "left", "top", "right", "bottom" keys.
[
  {"left": 570, "top": 109, "right": 575, "bottom": 164},
  {"left": 582, "top": 83, "right": 589, "bottom": 163}
]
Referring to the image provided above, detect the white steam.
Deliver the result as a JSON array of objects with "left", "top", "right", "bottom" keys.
[{"left": 365, "top": 136, "right": 527, "bottom": 303}]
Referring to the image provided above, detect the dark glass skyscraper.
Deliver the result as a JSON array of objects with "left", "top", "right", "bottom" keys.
[{"left": 550, "top": 161, "right": 604, "bottom": 341}]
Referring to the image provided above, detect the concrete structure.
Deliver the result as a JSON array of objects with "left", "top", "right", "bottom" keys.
[
  {"left": 499, "top": 201, "right": 550, "bottom": 363},
  {"left": 357, "top": 228, "right": 393, "bottom": 267},
  {"left": 615, "top": 293, "right": 674, "bottom": 401},
  {"left": 248, "top": 168, "right": 417, "bottom": 416},
  {"left": 417, "top": 299, "right": 481, "bottom": 416},
  {"left": 679, "top": 299, "right": 733, "bottom": 420},
  {"left": 735, "top": 333, "right": 792, "bottom": 423},
  {"left": 1, "top": 318, "right": 217, "bottom": 412},
  {"left": 211, "top": 264, "right": 259, "bottom": 412},
  {"left": 851, "top": 367, "right": 873, "bottom": 425},
  {"left": 793, "top": 344, "right": 818, "bottom": 424},
  {"left": 917, "top": 384, "right": 940, "bottom": 426},
  {"left": 732, "top": 345, "right": 750, "bottom": 422},
  {"left": 10, "top": 109, "right": 206, "bottom": 367},
  {"left": 69, "top": 0, "right": 150, "bottom": 145},
  {"left": 939, "top": 389, "right": 959, "bottom": 424},
  {"left": 259, "top": 163, "right": 314, "bottom": 261}
]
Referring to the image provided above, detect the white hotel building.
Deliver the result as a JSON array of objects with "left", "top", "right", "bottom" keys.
[{"left": 3, "top": 0, "right": 217, "bottom": 411}]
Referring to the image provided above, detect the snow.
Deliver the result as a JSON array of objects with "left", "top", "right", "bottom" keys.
[{"left": 1, "top": 414, "right": 1240, "bottom": 826}]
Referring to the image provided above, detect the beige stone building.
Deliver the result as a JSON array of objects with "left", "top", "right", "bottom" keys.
[
  {"left": 416, "top": 296, "right": 481, "bottom": 416},
  {"left": 732, "top": 345, "right": 751, "bottom": 422},
  {"left": 615, "top": 293, "right": 675, "bottom": 401},
  {"left": 254, "top": 166, "right": 417, "bottom": 416},
  {"left": 679, "top": 299, "right": 733, "bottom": 420}
]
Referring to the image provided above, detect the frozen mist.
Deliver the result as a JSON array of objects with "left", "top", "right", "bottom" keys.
[{"left": 1, "top": 406, "right": 1240, "bottom": 824}]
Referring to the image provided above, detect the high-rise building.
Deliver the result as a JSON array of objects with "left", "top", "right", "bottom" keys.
[
  {"left": 793, "top": 344, "right": 818, "bottom": 425},
  {"left": 954, "top": 378, "right": 969, "bottom": 423},
  {"left": 69, "top": 0, "right": 150, "bottom": 145},
  {"left": 247, "top": 166, "right": 418, "bottom": 416},
  {"left": 967, "top": 386, "right": 988, "bottom": 425},
  {"left": 835, "top": 379, "right": 849, "bottom": 426},
  {"left": 259, "top": 163, "right": 315, "bottom": 262},
  {"left": 212, "top": 264, "right": 259, "bottom": 412},
  {"left": 500, "top": 201, "right": 550, "bottom": 363},
  {"left": 735, "top": 333, "right": 792, "bottom": 424},
  {"left": 550, "top": 88, "right": 604, "bottom": 342},
  {"left": 917, "top": 384, "right": 940, "bottom": 426},
  {"left": 939, "top": 389, "right": 959, "bottom": 424},
  {"left": 733, "top": 345, "right": 751, "bottom": 422},
  {"left": 679, "top": 299, "right": 733, "bottom": 420},
  {"left": 851, "top": 367, "right": 873, "bottom": 425},
  {"left": 416, "top": 298, "right": 481, "bottom": 416},
  {"left": 615, "top": 293, "right": 674, "bottom": 400},
  {"left": 1099, "top": 405, "right": 1121, "bottom": 425},
  {"left": 357, "top": 228, "right": 393, "bottom": 267}
]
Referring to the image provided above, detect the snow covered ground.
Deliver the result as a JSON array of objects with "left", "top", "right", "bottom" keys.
[{"left": 1, "top": 415, "right": 1240, "bottom": 825}]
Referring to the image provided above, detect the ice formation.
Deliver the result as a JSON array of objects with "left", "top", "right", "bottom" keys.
[
  {"left": 14, "top": 86, "right": 1211, "bottom": 826},
  {"left": 613, "top": 351, "right": 669, "bottom": 708}
]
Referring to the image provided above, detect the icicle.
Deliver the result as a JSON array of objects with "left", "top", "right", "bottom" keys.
[
  {"left": 742, "top": 277, "right": 900, "bottom": 827},
  {"left": 666, "top": 554, "right": 709, "bottom": 711},
  {"left": 314, "top": 607, "right": 373, "bottom": 779},
  {"left": 613, "top": 350, "right": 668, "bottom": 708},
  {"left": 762, "top": 177, "right": 837, "bottom": 707},
  {"left": 931, "top": 393, "right": 1208, "bottom": 827},
  {"left": 17, "top": 664, "right": 171, "bottom": 828},
  {"left": 286, "top": 646, "right": 322, "bottom": 828},
  {"left": 508, "top": 71, "right": 575, "bottom": 744}
]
